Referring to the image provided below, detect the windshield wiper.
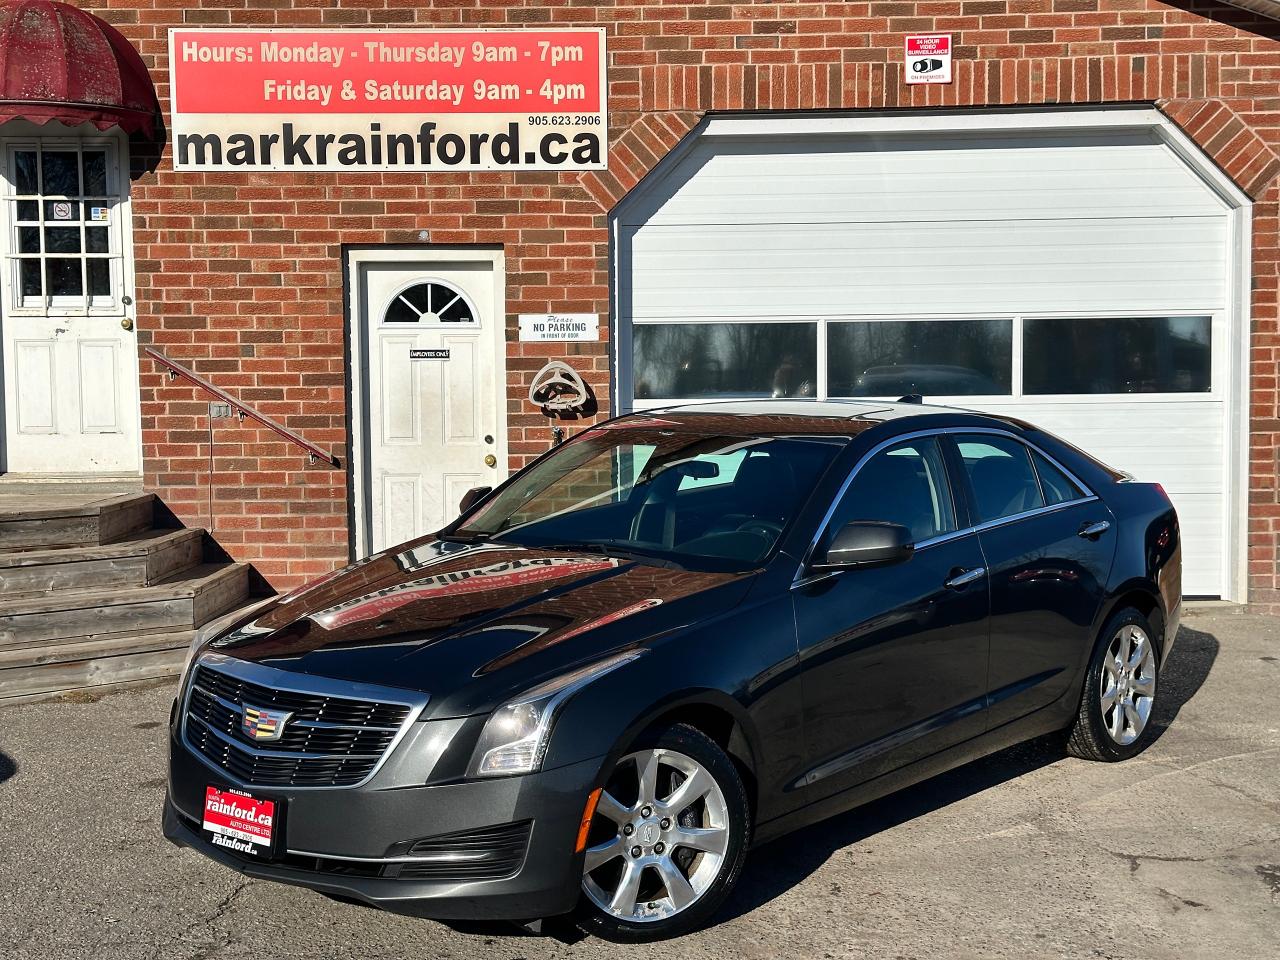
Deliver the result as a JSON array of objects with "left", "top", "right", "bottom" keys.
[{"left": 532, "top": 540, "right": 684, "bottom": 570}]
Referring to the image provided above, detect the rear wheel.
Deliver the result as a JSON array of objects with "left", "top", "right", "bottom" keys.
[
  {"left": 575, "top": 724, "right": 749, "bottom": 942},
  {"left": 1067, "top": 608, "right": 1161, "bottom": 761}
]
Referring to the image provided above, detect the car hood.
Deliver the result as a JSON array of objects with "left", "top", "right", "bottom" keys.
[{"left": 204, "top": 537, "right": 756, "bottom": 718}]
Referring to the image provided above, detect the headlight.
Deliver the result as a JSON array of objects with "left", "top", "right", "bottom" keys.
[{"left": 468, "top": 650, "right": 644, "bottom": 778}]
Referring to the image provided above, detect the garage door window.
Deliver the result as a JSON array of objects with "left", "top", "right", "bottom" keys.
[
  {"left": 1023, "top": 316, "right": 1211, "bottom": 394},
  {"left": 633, "top": 322, "right": 816, "bottom": 400},
  {"left": 827, "top": 319, "right": 1013, "bottom": 397}
]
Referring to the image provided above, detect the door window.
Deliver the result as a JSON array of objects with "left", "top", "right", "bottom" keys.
[
  {"left": 956, "top": 435, "right": 1046, "bottom": 522},
  {"left": 1030, "top": 449, "right": 1086, "bottom": 506},
  {"left": 3, "top": 141, "right": 125, "bottom": 313},
  {"left": 829, "top": 438, "right": 957, "bottom": 544},
  {"left": 383, "top": 279, "right": 476, "bottom": 324}
]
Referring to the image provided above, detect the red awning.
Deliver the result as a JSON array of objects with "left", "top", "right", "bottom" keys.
[{"left": 0, "top": 0, "right": 159, "bottom": 136}]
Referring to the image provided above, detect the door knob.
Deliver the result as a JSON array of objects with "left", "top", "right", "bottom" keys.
[
  {"left": 484, "top": 454, "right": 497, "bottom": 468},
  {"left": 120, "top": 317, "right": 134, "bottom": 331}
]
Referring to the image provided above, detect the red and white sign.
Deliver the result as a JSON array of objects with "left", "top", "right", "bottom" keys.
[
  {"left": 168, "top": 28, "right": 607, "bottom": 171},
  {"left": 904, "top": 34, "right": 952, "bottom": 85},
  {"left": 202, "top": 786, "right": 276, "bottom": 853}
]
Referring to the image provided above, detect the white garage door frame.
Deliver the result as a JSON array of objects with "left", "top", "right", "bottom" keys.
[{"left": 610, "top": 107, "right": 1253, "bottom": 602}]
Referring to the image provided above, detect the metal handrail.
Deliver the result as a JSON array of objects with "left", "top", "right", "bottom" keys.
[{"left": 144, "top": 347, "right": 338, "bottom": 466}]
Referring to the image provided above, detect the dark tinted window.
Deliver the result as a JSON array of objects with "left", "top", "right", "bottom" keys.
[
  {"left": 1023, "top": 316, "right": 1211, "bottom": 394},
  {"left": 827, "top": 319, "right": 1012, "bottom": 397},
  {"left": 956, "top": 436, "right": 1045, "bottom": 522},
  {"left": 829, "top": 438, "right": 956, "bottom": 543},
  {"left": 633, "top": 323, "right": 817, "bottom": 400},
  {"left": 1031, "top": 450, "right": 1086, "bottom": 506}
]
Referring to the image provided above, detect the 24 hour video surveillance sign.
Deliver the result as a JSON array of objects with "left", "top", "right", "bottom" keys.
[{"left": 168, "top": 28, "right": 607, "bottom": 172}]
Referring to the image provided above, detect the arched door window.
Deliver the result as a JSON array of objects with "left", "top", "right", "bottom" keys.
[{"left": 383, "top": 280, "right": 476, "bottom": 324}]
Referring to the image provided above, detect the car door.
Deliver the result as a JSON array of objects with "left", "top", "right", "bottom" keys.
[
  {"left": 792, "top": 435, "right": 991, "bottom": 801},
  {"left": 947, "top": 432, "right": 1117, "bottom": 729}
]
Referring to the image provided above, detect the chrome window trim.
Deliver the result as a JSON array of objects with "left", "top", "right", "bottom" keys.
[
  {"left": 180, "top": 652, "right": 429, "bottom": 791},
  {"left": 794, "top": 425, "right": 1100, "bottom": 584}
]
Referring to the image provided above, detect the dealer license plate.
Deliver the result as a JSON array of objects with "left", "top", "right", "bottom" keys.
[{"left": 201, "top": 785, "right": 281, "bottom": 859}]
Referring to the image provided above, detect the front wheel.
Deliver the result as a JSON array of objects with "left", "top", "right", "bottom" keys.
[
  {"left": 1067, "top": 608, "right": 1161, "bottom": 761},
  {"left": 575, "top": 724, "right": 750, "bottom": 942}
]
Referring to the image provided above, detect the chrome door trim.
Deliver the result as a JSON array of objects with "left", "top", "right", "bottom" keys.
[{"left": 795, "top": 425, "right": 1101, "bottom": 584}]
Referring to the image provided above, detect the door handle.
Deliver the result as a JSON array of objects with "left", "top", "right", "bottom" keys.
[
  {"left": 944, "top": 566, "right": 986, "bottom": 590},
  {"left": 483, "top": 454, "right": 497, "bottom": 468},
  {"left": 1078, "top": 520, "right": 1111, "bottom": 540}
]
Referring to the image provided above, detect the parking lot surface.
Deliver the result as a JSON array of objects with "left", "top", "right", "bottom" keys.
[{"left": 1, "top": 608, "right": 1277, "bottom": 960}]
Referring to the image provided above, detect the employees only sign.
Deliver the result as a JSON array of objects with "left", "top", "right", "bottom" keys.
[{"left": 169, "top": 28, "right": 607, "bottom": 171}]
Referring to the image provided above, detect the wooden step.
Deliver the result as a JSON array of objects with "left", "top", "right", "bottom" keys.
[
  {"left": 0, "top": 492, "right": 154, "bottom": 550},
  {"left": 0, "top": 630, "right": 199, "bottom": 704},
  {"left": 0, "top": 562, "right": 251, "bottom": 649},
  {"left": 0, "top": 528, "right": 204, "bottom": 599}
]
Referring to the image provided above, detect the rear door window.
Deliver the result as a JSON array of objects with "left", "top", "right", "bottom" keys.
[
  {"left": 955, "top": 435, "right": 1045, "bottom": 522},
  {"left": 1030, "top": 449, "right": 1087, "bottom": 506}
]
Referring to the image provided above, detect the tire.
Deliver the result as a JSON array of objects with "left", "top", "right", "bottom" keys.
[
  {"left": 574, "top": 723, "right": 751, "bottom": 942},
  {"left": 1066, "top": 607, "right": 1161, "bottom": 762}
]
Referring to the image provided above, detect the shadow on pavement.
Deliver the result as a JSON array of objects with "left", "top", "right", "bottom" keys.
[
  {"left": 717, "top": 622, "right": 1217, "bottom": 924},
  {"left": 0, "top": 750, "right": 16, "bottom": 785}
]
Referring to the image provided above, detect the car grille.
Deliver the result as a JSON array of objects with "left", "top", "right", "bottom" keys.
[{"left": 183, "top": 661, "right": 416, "bottom": 788}]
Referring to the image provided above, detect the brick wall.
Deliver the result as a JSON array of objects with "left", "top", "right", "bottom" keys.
[{"left": 79, "top": 0, "right": 1280, "bottom": 603}]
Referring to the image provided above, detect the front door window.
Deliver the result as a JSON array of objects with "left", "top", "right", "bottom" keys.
[{"left": 4, "top": 142, "right": 125, "bottom": 314}]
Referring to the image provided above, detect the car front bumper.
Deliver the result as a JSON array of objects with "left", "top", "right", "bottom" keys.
[{"left": 163, "top": 724, "right": 602, "bottom": 922}]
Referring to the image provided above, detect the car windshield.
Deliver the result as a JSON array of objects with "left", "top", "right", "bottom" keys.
[{"left": 454, "top": 427, "right": 846, "bottom": 569}]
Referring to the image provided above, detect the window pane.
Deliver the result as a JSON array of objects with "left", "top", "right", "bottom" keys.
[
  {"left": 20, "top": 259, "right": 41, "bottom": 297},
  {"left": 16, "top": 199, "right": 37, "bottom": 221},
  {"left": 828, "top": 319, "right": 1012, "bottom": 397},
  {"left": 633, "top": 322, "right": 817, "bottom": 400},
  {"left": 1023, "top": 316, "right": 1211, "bottom": 394},
  {"left": 46, "top": 258, "right": 83, "bottom": 297},
  {"left": 1032, "top": 450, "right": 1085, "bottom": 506},
  {"left": 88, "top": 259, "right": 110, "bottom": 297},
  {"left": 18, "top": 227, "right": 39, "bottom": 253},
  {"left": 830, "top": 438, "right": 956, "bottom": 543},
  {"left": 40, "top": 151, "right": 79, "bottom": 195},
  {"left": 86, "top": 227, "right": 109, "bottom": 253},
  {"left": 13, "top": 150, "right": 37, "bottom": 193},
  {"left": 956, "top": 436, "right": 1045, "bottom": 522},
  {"left": 82, "top": 150, "right": 108, "bottom": 194},
  {"left": 44, "top": 227, "right": 80, "bottom": 253}
]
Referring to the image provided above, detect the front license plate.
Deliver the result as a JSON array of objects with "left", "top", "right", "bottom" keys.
[{"left": 201, "top": 785, "right": 281, "bottom": 859}]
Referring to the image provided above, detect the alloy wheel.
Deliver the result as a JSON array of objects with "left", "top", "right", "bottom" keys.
[
  {"left": 1099, "top": 623, "right": 1156, "bottom": 746},
  {"left": 582, "top": 747, "right": 730, "bottom": 923}
]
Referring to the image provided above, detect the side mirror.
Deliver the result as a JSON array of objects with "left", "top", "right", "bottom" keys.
[
  {"left": 812, "top": 521, "right": 914, "bottom": 570},
  {"left": 458, "top": 485, "right": 492, "bottom": 516}
]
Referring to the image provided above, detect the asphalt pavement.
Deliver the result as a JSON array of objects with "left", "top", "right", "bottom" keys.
[{"left": 1, "top": 607, "right": 1277, "bottom": 959}]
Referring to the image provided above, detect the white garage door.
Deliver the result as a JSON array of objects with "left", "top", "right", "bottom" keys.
[{"left": 616, "top": 112, "right": 1247, "bottom": 598}]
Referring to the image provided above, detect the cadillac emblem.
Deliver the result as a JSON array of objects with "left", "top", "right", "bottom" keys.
[{"left": 240, "top": 703, "right": 292, "bottom": 742}]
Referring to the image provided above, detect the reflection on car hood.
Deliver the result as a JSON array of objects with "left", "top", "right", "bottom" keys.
[{"left": 205, "top": 537, "right": 755, "bottom": 718}]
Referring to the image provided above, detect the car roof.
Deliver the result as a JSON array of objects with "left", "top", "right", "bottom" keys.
[{"left": 607, "top": 399, "right": 1030, "bottom": 437}]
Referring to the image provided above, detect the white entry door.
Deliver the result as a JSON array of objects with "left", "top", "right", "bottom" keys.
[
  {"left": 352, "top": 251, "right": 507, "bottom": 556},
  {"left": 0, "top": 132, "right": 140, "bottom": 474}
]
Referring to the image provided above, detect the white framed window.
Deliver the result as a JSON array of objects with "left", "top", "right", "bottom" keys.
[{"left": 0, "top": 136, "right": 128, "bottom": 315}]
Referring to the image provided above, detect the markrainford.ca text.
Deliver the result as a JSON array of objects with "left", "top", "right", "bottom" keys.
[{"left": 176, "top": 121, "right": 602, "bottom": 167}]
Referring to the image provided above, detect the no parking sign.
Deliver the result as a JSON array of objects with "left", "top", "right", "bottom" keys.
[{"left": 905, "top": 34, "right": 952, "bottom": 85}]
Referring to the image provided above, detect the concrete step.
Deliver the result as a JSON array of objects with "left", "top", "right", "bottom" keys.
[
  {"left": 0, "top": 528, "right": 205, "bottom": 599},
  {"left": 0, "top": 492, "right": 154, "bottom": 551},
  {"left": 0, "top": 562, "right": 251, "bottom": 650}
]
